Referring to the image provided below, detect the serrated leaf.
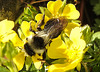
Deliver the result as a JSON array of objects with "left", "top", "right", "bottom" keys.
[
  {"left": 39, "top": 6, "right": 52, "bottom": 18},
  {"left": 81, "top": 25, "right": 94, "bottom": 44},
  {"left": 91, "top": 32, "right": 100, "bottom": 41},
  {"left": 93, "top": 3, "right": 100, "bottom": 15}
]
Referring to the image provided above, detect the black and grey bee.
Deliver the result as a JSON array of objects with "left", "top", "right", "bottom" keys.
[{"left": 24, "top": 15, "right": 68, "bottom": 59}]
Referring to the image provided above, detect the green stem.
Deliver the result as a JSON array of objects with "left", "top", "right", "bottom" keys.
[
  {"left": 82, "top": 62, "right": 88, "bottom": 72},
  {"left": 14, "top": 11, "right": 24, "bottom": 24}
]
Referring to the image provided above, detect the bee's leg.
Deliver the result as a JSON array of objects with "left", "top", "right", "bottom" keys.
[
  {"left": 24, "top": 43, "right": 35, "bottom": 56},
  {"left": 43, "top": 51, "right": 46, "bottom": 60},
  {"left": 37, "top": 14, "right": 45, "bottom": 31},
  {"left": 29, "top": 22, "right": 36, "bottom": 34},
  {"left": 49, "top": 40, "right": 52, "bottom": 46}
]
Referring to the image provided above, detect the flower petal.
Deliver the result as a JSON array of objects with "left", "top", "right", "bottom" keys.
[
  {"left": 0, "top": 19, "right": 14, "bottom": 35},
  {"left": 64, "top": 22, "right": 80, "bottom": 36},
  {"left": 13, "top": 52, "right": 25, "bottom": 71},
  {"left": 48, "top": 58, "right": 81, "bottom": 72},
  {"left": 47, "top": 1, "right": 55, "bottom": 15},
  {"left": 47, "top": 0, "right": 62, "bottom": 16},
  {"left": 32, "top": 54, "right": 43, "bottom": 69},
  {"left": 35, "top": 13, "right": 49, "bottom": 23},
  {"left": 21, "top": 21, "right": 34, "bottom": 37},
  {"left": 35, "top": 13, "right": 43, "bottom": 22},
  {"left": 66, "top": 10, "right": 80, "bottom": 19},
  {"left": 62, "top": 4, "right": 80, "bottom": 19},
  {"left": 63, "top": 4, "right": 76, "bottom": 14},
  {"left": 70, "top": 27, "right": 82, "bottom": 43},
  {"left": 1, "top": 30, "right": 24, "bottom": 46},
  {"left": 47, "top": 37, "right": 67, "bottom": 59}
]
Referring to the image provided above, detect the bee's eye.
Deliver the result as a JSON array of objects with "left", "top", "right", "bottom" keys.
[
  {"left": 38, "top": 53, "right": 41, "bottom": 56},
  {"left": 26, "top": 38, "right": 28, "bottom": 41}
]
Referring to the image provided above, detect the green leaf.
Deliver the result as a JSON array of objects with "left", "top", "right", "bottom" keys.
[
  {"left": 28, "top": 64, "right": 37, "bottom": 72},
  {"left": 39, "top": 64, "right": 46, "bottom": 72},
  {"left": 39, "top": 6, "right": 52, "bottom": 18},
  {"left": 0, "top": 66, "right": 10, "bottom": 72},
  {"left": 58, "top": 0, "right": 66, "bottom": 14},
  {"left": 18, "top": 28, "right": 25, "bottom": 40},
  {"left": 91, "top": 31, "right": 100, "bottom": 41},
  {"left": 0, "top": 42, "right": 5, "bottom": 57},
  {"left": 28, "top": 4, "right": 38, "bottom": 14},
  {"left": 93, "top": 3, "right": 100, "bottom": 15},
  {"left": 5, "top": 61, "right": 18, "bottom": 72},
  {"left": 93, "top": 64, "right": 100, "bottom": 72},
  {"left": 4, "top": 41, "right": 18, "bottom": 60},
  {"left": 25, "top": 56, "right": 32, "bottom": 71},
  {"left": 76, "top": 63, "right": 81, "bottom": 71},
  {"left": 52, "top": 58, "right": 66, "bottom": 64},
  {"left": 81, "top": 25, "right": 94, "bottom": 44},
  {"left": 83, "top": 58, "right": 95, "bottom": 63}
]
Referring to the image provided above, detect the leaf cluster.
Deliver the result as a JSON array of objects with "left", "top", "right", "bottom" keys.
[
  {"left": 82, "top": 31, "right": 100, "bottom": 72},
  {"left": 0, "top": 41, "right": 18, "bottom": 72},
  {"left": 18, "top": 4, "right": 38, "bottom": 24}
]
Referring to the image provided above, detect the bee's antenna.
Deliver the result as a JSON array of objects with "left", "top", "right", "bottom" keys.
[{"left": 37, "top": 14, "right": 45, "bottom": 31}]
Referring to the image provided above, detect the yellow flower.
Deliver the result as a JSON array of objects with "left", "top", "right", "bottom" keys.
[
  {"left": 47, "top": 27, "right": 86, "bottom": 72},
  {"left": 39, "top": 0, "right": 80, "bottom": 19},
  {"left": 47, "top": 0, "right": 62, "bottom": 17},
  {"left": 64, "top": 22, "right": 80, "bottom": 36},
  {"left": 35, "top": 0, "right": 80, "bottom": 36},
  {"left": 0, "top": 19, "right": 23, "bottom": 46},
  {"left": 13, "top": 52, "right": 43, "bottom": 71},
  {"left": 13, "top": 21, "right": 43, "bottom": 71}
]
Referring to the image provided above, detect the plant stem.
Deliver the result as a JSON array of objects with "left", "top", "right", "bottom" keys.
[{"left": 82, "top": 62, "right": 88, "bottom": 72}]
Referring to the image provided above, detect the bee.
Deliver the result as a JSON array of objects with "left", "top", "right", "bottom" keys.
[{"left": 24, "top": 15, "right": 68, "bottom": 59}]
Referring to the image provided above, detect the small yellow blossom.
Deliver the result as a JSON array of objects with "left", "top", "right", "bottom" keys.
[
  {"left": 0, "top": 19, "right": 23, "bottom": 46},
  {"left": 47, "top": 27, "right": 86, "bottom": 72},
  {"left": 41, "top": 0, "right": 80, "bottom": 19},
  {"left": 35, "top": 0, "right": 80, "bottom": 36}
]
